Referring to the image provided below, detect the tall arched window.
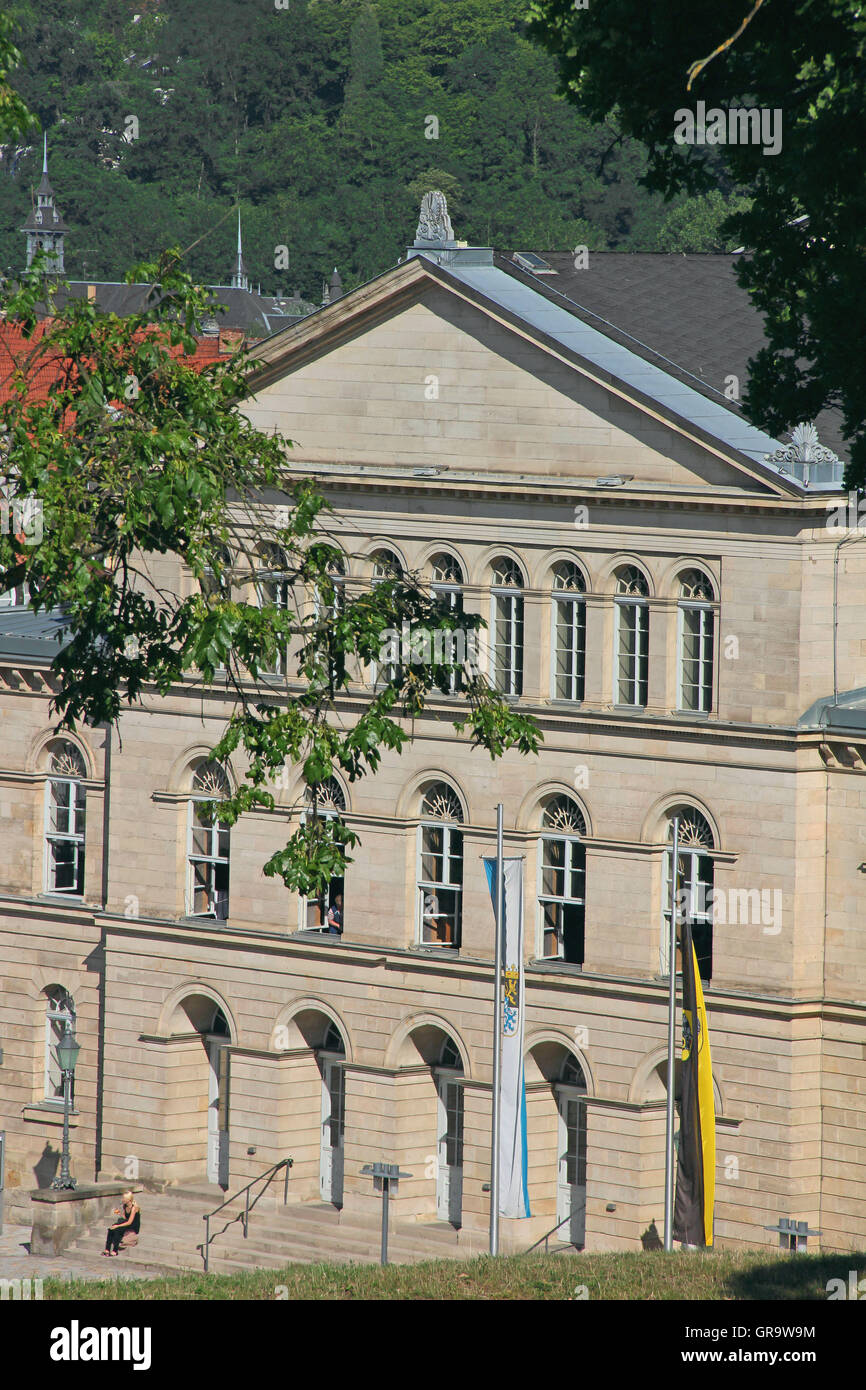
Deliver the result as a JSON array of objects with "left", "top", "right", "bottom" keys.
[
  {"left": 418, "top": 783, "right": 464, "bottom": 947},
  {"left": 490, "top": 557, "right": 524, "bottom": 696},
  {"left": 301, "top": 777, "right": 347, "bottom": 932},
  {"left": 661, "top": 806, "right": 714, "bottom": 982},
  {"left": 614, "top": 565, "right": 649, "bottom": 706},
  {"left": 551, "top": 561, "right": 587, "bottom": 701},
  {"left": 255, "top": 544, "right": 289, "bottom": 676},
  {"left": 44, "top": 742, "right": 86, "bottom": 896},
  {"left": 44, "top": 985, "right": 75, "bottom": 1102},
  {"left": 677, "top": 569, "right": 715, "bottom": 713},
  {"left": 431, "top": 552, "right": 465, "bottom": 693},
  {"left": 538, "top": 794, "right": 586, "bottom": 964},
  {"left": 187, "top": 761, "right": 231, "bottom": 919}
]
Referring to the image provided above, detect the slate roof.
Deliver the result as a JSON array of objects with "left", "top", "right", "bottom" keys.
[
  {"left": 499, "top": 251, "right": 846, "bottom": 463},
  {"left": 48, "top": 282, "right": 314, "bottom": 339},
  {"left": 0, "top": 605, "right": 69, "bottom": 660},
  {"left": 405, "top": 248, "right": 842, "bottom": 490}
]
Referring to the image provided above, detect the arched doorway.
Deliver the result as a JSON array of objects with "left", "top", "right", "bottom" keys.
[
  {"left": 394, "top": 1022, "right": 466, "bottom": 1227},
  {"left": 527, "top": 1041, "right": 588, "bottom": 1248},
  {"left": 169, "top": 994, "right": 232, "bottom": 1188}
]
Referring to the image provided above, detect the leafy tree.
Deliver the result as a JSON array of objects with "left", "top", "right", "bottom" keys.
[
  {"left": 526, "top": 0, "right": 866, "bottom": 482},
  {"left": 0, "top": 12, "right": 35, "bottom": 141},
  {"left": 0, "top": 253, "right": 541, "bottom": 895},
  {"left": 655, "top": 191, "right": 753, "bottom": 253}
]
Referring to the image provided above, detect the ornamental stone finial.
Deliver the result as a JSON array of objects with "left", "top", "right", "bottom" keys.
[
  {"left": 414, "top": 190, "right": 456, "bottom": 248},
  {"left": 764, "top": 422, "right": 843, "bottom": 485}
]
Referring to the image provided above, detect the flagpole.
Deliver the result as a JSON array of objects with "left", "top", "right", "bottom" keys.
[
  {"left": 489, "top": 802, "right": 504, "bottom": 1256},
  {"left": 664, "top": 814, "right": 680, "bottom": 1252}
]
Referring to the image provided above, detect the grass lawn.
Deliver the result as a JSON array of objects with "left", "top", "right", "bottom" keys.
[{"left": 43, "top": 1248, "right": 866, "bottom": 1301}]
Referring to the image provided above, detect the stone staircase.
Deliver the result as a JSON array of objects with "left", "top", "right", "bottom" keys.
[{"left": 68, "top": 1184, "right": 489, "bottom": 1275}]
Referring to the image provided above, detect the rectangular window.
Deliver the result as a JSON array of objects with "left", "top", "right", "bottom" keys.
[
  {"left": 679, "top": 604, "right": 714, "bottom": 712},
  {"left": 188, "top": 800, "right": 230, "bottom": 919},
  {"left": 615, "top": 599, "right": 648, "bottom": 706},
  {"left": 418, "top": 823, "right": 463, "bottom": 946},
  {"left": 539, "top": 837, "right": 585, "bottom": 964},
  {"left": 491, "top": 592, "right": 523, "bottom": 696},
  {"left": 661, "top": 849, "right": 713, "bottom": 982},
  {"left": 553, "top": 596, "right": 586, "bottom": 701},
  {"left": 45, "top": 778, "right": 85, "bottom": 895}
]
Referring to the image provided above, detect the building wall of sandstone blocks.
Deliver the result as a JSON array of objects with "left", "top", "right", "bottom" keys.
[{"left": 0, "top": 257, "right": 865, "bottom": 1251}]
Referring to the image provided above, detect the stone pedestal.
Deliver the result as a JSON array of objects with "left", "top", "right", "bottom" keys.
[{"left": 29, "top": 1183, "right": 134, "bottom": 1256}]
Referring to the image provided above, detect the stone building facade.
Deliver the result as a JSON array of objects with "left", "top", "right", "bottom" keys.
[{"left": 1, "top": 224, "right": 864, "bottom": 1254}]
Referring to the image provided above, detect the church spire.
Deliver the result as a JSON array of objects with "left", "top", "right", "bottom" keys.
[
  {"left": 22, "top": 132, "right": 68, "bottom": 273},
  {"left": 230, "top": 208, "right": 249, "bottom": 291}
]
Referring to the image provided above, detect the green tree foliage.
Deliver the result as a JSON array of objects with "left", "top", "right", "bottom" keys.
[
  {"left": 0, "top": 254, "right": 540, "bottom": 894},
  {"left": 0, "top": 12, "right": 35, "bottom": 142},
  {"left": 527, "top": 0, "right": 866, "bottom": 482},
  {"left": 655, "top": 191, "right": 753, "bottom": 254},
  {"left": 0, "top": 0, "right": 693, "bottom": 298}
]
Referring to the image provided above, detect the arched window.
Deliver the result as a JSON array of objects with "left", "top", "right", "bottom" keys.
[
  {"left": 301, "top": 778, "right": 347, "bottom": 932},
  {"left": 431, "top": 553, "right": 465, "bottom": 693},
  {"left": 44, "top": 986, "right": 75, "bottom": 1102},
  {"left": 614, "top": 565, "right": 649, "bottom": 706},
  {"left": 677, "top": 569, "right": 715, "bottom": 713},
  {"left": 490, "top": 557, "right": 524, "bottom": 696},
  {"left": 539, "top": 794, "right": 586, "bottom": 964},
  {"left": 418, "top": 783, "right": 464, "bottom": 947},
  {"left": 371, "top": 548, "right": 403, "bottom": 581},
  {"left": 662, "top": 806, "right": 714, "bottom": 982},
  {"left": 200, "top": 543, "right": 232, "bottom": 598},
  {"left": 44, "top": 741, "right": 86, "bottom": 896},
  {"left": 187, "top": 761, "right": 231, "bottom": 919},
  {"left": 255, "top": 544, "right": 289, "bottom": 676},
  {"left": 551, "top": 561, "right": 587, "bottom": 701}
]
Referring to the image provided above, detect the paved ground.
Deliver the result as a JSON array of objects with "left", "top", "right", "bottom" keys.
[{"left": 0, "top": 1224, "right": 166, "bottom": 1283}]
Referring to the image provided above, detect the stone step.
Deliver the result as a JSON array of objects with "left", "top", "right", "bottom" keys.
[{"left": 69, "top": 1194, "right": 477, "bottom": 1272}]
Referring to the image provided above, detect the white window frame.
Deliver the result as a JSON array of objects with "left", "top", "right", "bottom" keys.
[
  {"left": 537, "top": 831, "right": 586, "bottom": 962},
  {"left": 297, "top": 805, "right": 345, "bottom": 933},
  {"left": 186, "top": 796, "right": 230, "bottom": 919},
  {"left": 432, "top": 580, "right": 463, "bottom": 694},
  {"left": 44, "top": 988, "right": 75, "bottom": 1103},
  {"left": 369, "top": 552, "right": 403, "bottom": 687},
  {"left": 677, "top": 600, "right": 714, "bottom": 713},
  {"left": 255, "top": 552, "right": 289, "bottom": 677},
  {"left": 551, "top": 592, "right": 586, "bottom": 701},
  {"left": 416, "top": 819, "right": 464, "bottom": 947},
  {"left": 660, "top": 843, "right": 714, "bottom": 978},
  {"left": 0, "top": 580, "right": 29, "bottom": 608},
  {"left": 613, "top": 596, "right": 649, "bottom": 706},
  {"left": 43, "top": 775, "right": 86, "bottom": 898},
  {"left": 489, "top": 585, "right": 524, "bottom": 696}
]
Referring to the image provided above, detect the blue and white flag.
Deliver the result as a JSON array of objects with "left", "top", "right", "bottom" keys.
[{"left": 483, "top": 855, "right": 531, "bottom": 1219}]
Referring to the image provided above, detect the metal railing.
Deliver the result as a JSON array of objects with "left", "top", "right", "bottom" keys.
[
  {"left": 523, "top": 1211, "right": 580, "bottom": 1256},
  {"left": 200, "top": 1157, "right": 293, "bottom": 1272}
]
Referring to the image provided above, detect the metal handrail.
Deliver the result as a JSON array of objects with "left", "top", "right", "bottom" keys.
[
  {"left": 523, "top": 1211, "right": 579, "bottom": 1256},
  {"left": 200, "top": 1157, "right": 293, "bottom": 1272}
]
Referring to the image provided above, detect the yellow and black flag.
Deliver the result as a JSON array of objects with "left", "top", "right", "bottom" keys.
[{"left": 673, "top": 919, "right": 715, "bottom": 1247}]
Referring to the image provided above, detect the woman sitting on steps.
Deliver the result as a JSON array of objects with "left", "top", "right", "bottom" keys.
[{"left": 102, "top": 1190, "right": 141, "bottom": 1256}]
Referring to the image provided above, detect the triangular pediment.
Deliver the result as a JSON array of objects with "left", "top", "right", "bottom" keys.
[{"left": 243, "top": 256, "right": 796, "bottom": 498}]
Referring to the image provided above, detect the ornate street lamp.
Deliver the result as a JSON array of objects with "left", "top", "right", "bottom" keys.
[{"left": 51, "top": 1022, "right": 80, "bottom": 1190}]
